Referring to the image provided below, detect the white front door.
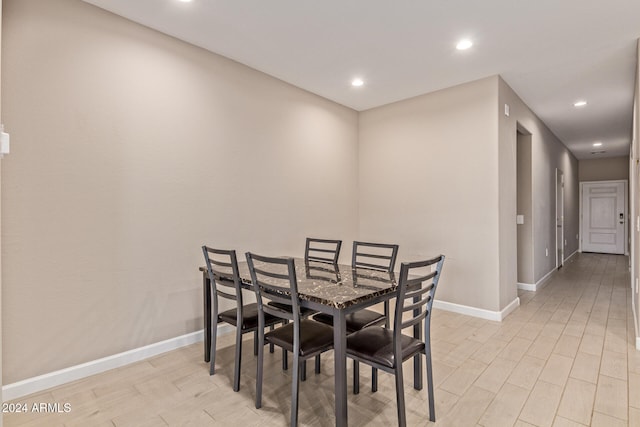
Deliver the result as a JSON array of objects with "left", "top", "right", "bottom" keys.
[{"left": 582, "top": 181, "right": 626, "bottom": 254}]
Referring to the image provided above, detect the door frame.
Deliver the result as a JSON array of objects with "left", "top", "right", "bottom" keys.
[
  {"left": 556, "top": 169, "right": 564, "bottom": 268},
  {"left": 579, "top": 179, "right": 629, "bottom": 255}
]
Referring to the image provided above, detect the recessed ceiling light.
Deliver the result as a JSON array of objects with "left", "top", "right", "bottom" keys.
[
  {"left": 574, "top": 100, "right": 587, "bottom": 107},
  {"left": 177, "top": 0, "right": 192, "bottom": 3},
  {"left": 593, "top": 142, "right": 603, "bottom": 147},
  {"left": 456, "top": 39, "right": 473, "bottom": 50},
  {"left": 351, "top": 78, "right": 364, "bottom": 87}
]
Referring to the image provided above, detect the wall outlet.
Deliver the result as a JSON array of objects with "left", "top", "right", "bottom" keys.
[
  {"left": 565, "top": 239, "right": 567, "bottom": 246},
  {"left": 504, "top": 104, "right": 510, "bottom": 117},
  {"left": 545, "top": 248, "right": 548, "bottom": 257},
  {"left": 636, "top": 277, "right": 639, "bottom": 294}
]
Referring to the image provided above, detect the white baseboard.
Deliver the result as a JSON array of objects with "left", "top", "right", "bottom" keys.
[
  {"left": 517, "top": 282, "right": 536, "bottom": 291},
  {"left": 517, "top": 268, "right": 556, "bottom": 292},
  {"left": 2, "top": 329, "right": 214, "bottom": 401},
  {"left": 536, "top": 268, "right": 555, "bottom": 290},
  {"left": 565, "top": 249, "right": 578, "bottom": 262},
  {"left": 433, "top": 297, "right": 520, "bottom": 322},
  {"left": 500, "top": 297, "right": 521, "bottom": 319},
  {"left": 633, "top": 296, "right": 639, "bottom": 351}
]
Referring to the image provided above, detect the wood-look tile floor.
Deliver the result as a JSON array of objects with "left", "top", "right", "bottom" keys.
[{"left": 6, "top": 253, "right": 639, "bottom": 426}]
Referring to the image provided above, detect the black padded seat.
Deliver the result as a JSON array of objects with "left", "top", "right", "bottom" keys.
[
  {"left": 266, "top": 319, "right": 334, "bottom": 357},
  {"left": 346, "top": 327, "right": 425, "bottom": 369},
  {"left": 219, "top": 303, "right": 283, "bottom": 331},
  {"left": 314, "top": 310, "right": 385, "bottom": 334}
]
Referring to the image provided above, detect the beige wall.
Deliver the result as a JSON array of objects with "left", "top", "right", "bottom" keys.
[
  {"left": 633, "top": 39, "right": 640, "bottom": 344},
  {"left": 637, "top": 40, "right": 640, "bottom": 345},
  {"left": 0, "top": 0, "right": 3, "bottom": 421},
  {"left": 359, "top": 77, "right": 502, "bottom": 312},
  {"left": 358, "top": 76, "right": 579, "bottom": 313},
  {"left": 1, "top": 0, "right": 617, "bottom": 390},
  {"left": 498, "top": 78, "right": 579, "bottom": 287},
  {"left": 579, "top": 156, "right": 630, "bottom": 182},
  {"left": 1, "top": 0, "right": 359, "bottom": 383}
]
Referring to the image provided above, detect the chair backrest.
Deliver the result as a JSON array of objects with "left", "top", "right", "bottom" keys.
[
  {"left": 245, "top": 252, "right": 301, "bottom": 325},
  {"left": 393, "top": 255, "right": 445, "bottom": 353},
  {"left": 305, "top": 238, "right": 342, "bottom": 264},
  {"left": 202, "top": 246, "right": 244, "bottom": 319},
  {"left": 352, "top": 241, "right": 399, "bottom": 272}
]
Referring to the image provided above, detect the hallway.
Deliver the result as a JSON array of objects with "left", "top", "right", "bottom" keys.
[{"left": 5, "top": 253, "right": 639, "bottom": 426}]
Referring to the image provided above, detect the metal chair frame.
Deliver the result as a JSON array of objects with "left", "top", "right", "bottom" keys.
[
  {"left": 347, "top": 255, "right": 445, "bottom": 426},
  {"left": 351, "top": 240, "right": 399, "bottom": 389},
  {"left": 247, "top": 252, "right": 334, "bottom": 427},
  {"left": 304, "top": 237, "right": 342, "bottom": 264},
  {"left": 202, "top": 246, "right": 282, "bottom": 391}
]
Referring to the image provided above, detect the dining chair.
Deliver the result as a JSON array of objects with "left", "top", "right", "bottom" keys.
[
  {"left": 264, "top": 238, "right": 338, "bottom": 322},
  {"left": 350, "top": 241, "right": 399, "bottom": 328},
  {"left": 202, "top": 246, "right": 284, "bottom": 392},
  {"left": 313, "top": 240, "right": 399, "bottom": 390},
  {"left": 305, "top": 237, "right": 342, "bottom": 264},
  {"left": 246, "top": 252, "right": 335, "bottom": 427},
  {"left": 261, "top": 237, "right": 340, "bottom": 377},
  {"left": 315, "top": 241, "right": 398, "bottom": 331},
  {"left": 346, "top": 255, "right": 445, "bottom": 425}
]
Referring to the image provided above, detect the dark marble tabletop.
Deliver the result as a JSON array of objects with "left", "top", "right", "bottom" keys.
[{"left": 205, "top": 258, "right": 397, "bottom": 310}]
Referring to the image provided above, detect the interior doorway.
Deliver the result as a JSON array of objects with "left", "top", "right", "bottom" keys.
[
  {"left": 516, "top": 126, "right": 533, "bottom": 285},
  {"left": 556, "top": 169, "right": 564, "bottom": 269}
]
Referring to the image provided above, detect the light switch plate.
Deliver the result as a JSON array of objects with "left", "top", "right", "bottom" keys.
[{"left": 0, "top": 129, "right": 9, "bottom": 156}]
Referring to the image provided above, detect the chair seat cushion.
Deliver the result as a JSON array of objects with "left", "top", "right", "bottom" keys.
[
  {"left": 314, "top": 309, "right": 386, "bottom": 333},
  {"left": 267, "top": 301, "right": 318, "bottom": 318},
  {"left": 265, "top": 319, "right": 334, "bottom": 357},
  {"left": 346, "top": 327, "right": 425, "bottom": 369},
  {"left": 218, "top": 303, "right": 282, "bottom": 331}
]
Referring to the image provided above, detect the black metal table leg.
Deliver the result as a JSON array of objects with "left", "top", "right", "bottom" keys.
[
  {"left": 203, "top": 271, "right": 211, "bottom": 363},
  {"left": 334, "top": 309, "right": 348, "bottom": 427}
]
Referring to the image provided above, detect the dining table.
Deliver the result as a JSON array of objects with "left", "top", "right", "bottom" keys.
[{"left": 200, "top": 257, "right": 402, "bottom": 427}]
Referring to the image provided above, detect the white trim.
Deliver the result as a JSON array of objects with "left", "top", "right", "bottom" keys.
[
  {"left": 633, "top": 296, "right": 640, "bottom": 351},
  {"left": 556, "top": 168, "right": 565, "bottom": 269},
  {"left": 517, "top": 282, "right": 536, "bottom": 291},
  {"left": 433, "top": 297, "right": 520, "bottom": 322},
  {"left": 565, "top": 249, "right": 578, "bottom": 262},
  {"left": 500, "top": 297, "right": 521, "bottom": 320},
  {"left": 517, "top": 268, "right": 556, "bottom": 292},
  {"left": 536, "top": 267, "right": 555, "bottom": 290},
  {"left": 2, "top": 329, "right": 215, "bottom": 401}
]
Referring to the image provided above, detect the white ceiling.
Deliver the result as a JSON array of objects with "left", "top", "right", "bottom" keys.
[{"left": 82, "top": 0, "right": 640, "bottom": 159}]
